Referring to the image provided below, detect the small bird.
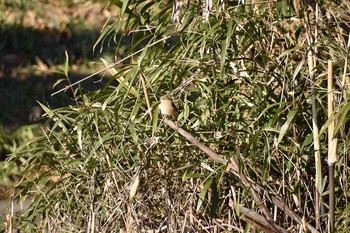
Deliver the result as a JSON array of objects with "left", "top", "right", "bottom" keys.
[{"left": 160, "top": 96, "right": 178, "bottom": 118}]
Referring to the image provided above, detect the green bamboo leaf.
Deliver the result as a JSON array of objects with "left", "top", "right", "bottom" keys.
[
  {"left": 128, "top": 33, "right": 153, "bottom": 53},
  {"left": 37, "top": 101, "right": 52, "bottom": 116},
  {"left": 220, "top": 37, "right": 227, "bottom": 73},
  {"left": 277, "top": 42, "right": 322, "bottom": 60},
  {"left": 192, "top": 119, "right": 201, "bottom": 128},
  {"left": 101, "top": 58, "right": 138, "bottom": 97},
  {"left": 37, "top": 102, "right": 67, "bottom": 131},
  {"left": 139, "top": 1, "right": 155, "bottom": 15},
  {"left": 319, "top": 101, "right": 349, "bottom": 137},
  {"left": 333, "top": 100, "right": 350, "bottom": 136},
  {"left": 196, "top": 178, "right": 213, "bottom": 212},
  {"left": 245, "top": 130, "right": 261, "bottom": 160},
  {"left": 138, "top": 43, "right": 149, "bottom": 70},
  {"left": 110, "top": 0, "right": 134, "bottom": 15},
  {"left": 300, "top": 133, "right": 313, "bottom": 152},
  {"left": 116, "top": 67, "right": 135, "bottom": 95},
  {"left": 129, "top": 124, "right": 138, "bottom": 143},
  {"left": 292, "top": 58, "right": 306, "bottom": 80},
  {"left": 184, "top": 103, "right": 189, "bottom": 121},
  {"left": 319, "top": 111, "right": 340, "bottom": 136},
  {"left": 220, "top": 19, "right": 233, "bottom": 73},
  {"left": 121, "top": 0, "right": 130, "bottom": 15},
  {"left": 67, "top": 159, "right": 87, "bottom": 166},
  {"left": 130, "top": 102, "right": 142, "bottom": 121},
  {"left": 184, "top": 173, "right": 204, "bottom": 178},
  {"left": 53, "top": 78, "right": 66, "bottom": 89},
  {"left": 344, "top": 90, "right": 350, "bottom": 101},
  {"left": 93, "top": 17, "right": 114, "bottom": 52},
  {"left": 277, "top": 108, "right": 298, "bottom": 145},
  {"left": 64, "top": 50, "right": 69, "bottom": 77},
  {"left": 249, "top": 102, "right": 286, "bottom": 127},
  {"left": 152, "top": 104, "right": 159, "bottom": 136}
]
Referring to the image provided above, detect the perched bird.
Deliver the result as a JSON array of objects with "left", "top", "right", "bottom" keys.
[{"left": 160, "top": 96, "right": 178, "bottom": 118}]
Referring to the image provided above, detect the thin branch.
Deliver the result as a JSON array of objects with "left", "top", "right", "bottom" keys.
[{"left": 51, "top": 36, "right": 171, "bottom": 96}]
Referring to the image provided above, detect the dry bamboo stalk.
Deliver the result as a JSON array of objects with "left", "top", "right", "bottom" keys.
[
  {"left": 308, "top": 48, "right": 322, "bottom": 229},
  {"left": 328, "top": 61, "right": 338, "bottom": 164},
  {"left": 327, "top": 60, "right": 337, "bottom": 233}
]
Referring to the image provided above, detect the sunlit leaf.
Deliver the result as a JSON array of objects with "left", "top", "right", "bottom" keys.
[
  {"left": 277, "top": 108, "right": 298, "bottom": 145},
  {"left": 196, "top": 178, "right": 212, "bottom": 212}
]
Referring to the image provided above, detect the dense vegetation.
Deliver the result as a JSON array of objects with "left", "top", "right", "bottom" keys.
[{"left": 3, "top": 0, "right": 350, "bottom": 232}]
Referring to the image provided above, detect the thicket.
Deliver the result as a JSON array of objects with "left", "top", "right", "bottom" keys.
[{"left": 5, "top": 0, "right": 350, "bottom": 232}]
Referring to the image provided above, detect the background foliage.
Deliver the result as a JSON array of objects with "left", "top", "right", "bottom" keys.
[{"left": 3, "top": 0, "right": 350, "bottom": 232}]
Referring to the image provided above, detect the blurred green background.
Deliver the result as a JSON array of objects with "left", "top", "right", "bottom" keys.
[{"left": 0, "top": 0, "right": 115, "bottom": 189}]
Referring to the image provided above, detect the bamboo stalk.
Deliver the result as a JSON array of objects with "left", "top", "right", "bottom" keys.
[
  {"left": 308, "top": 48, "right": 322, "bottom": 229},
  {"left": 303, "top": 0, "right": 325, "bottom": 229},
  {"left": 328, "top": 61, "right": 337, "bottom": 163},
  {"left": 327, "top": 60, "right": 337, "bottom": 232}
]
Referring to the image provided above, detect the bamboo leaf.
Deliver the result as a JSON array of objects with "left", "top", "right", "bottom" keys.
[
  {"left": 220, "top": 19, "right": 233, "bottom": 74},
  {"left": 64, "top": 51, "right": 69, "bottom": 77},
  {"left": 196, "top": 178, "right": 213, "bottom": 212},
  {"left": 130, "top": 102, "right": 142, "bottom": 121},
  {"left": 129, "top": 124, "right": 138, "bottom": 143},
  {"left": 333, "top": 100, "right": 350, "bottom": 136},
  {"left": 277, "top": 108, "right": 298, "bottom": 145},
  {"left": 77, "top": 124, "right": 83, "bottom": 151},
  {"left": 152, "top": 104, "right": 159, "bottom": 136},
  {"left": 101, "top": 58, "right": 138, "bottom": 97},
  {"left": 184, "top": 103, "right": 189, "bottom": 121}
]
